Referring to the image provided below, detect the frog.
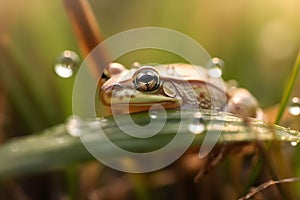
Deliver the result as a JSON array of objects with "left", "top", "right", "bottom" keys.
[
  {"left": 99, "top": 62, "right": 262, "bottom": 118},
  {"left": 99, "top": 62, "right": 263, "bottom": 181}
]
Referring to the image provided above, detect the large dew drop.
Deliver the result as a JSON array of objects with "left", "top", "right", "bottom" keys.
[
  {"left": 288, "top": 97, "right": 300, "bottom": 116},
  {"left": 66, "top": 115, "right": 82, "bottom": 137},
  {"left": 207, "top": 57, "right": 224, "bottom": 78},
  {"left": 54, "top": 50, "right": 80, "bottom": 78},
  {"left": 188, "top": 112, "right": 206, "bottom": 135}
]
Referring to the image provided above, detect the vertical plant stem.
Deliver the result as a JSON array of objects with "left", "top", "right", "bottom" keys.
[
  {"left": 270, "top": 51, "right": 300, "bottom": 200},
  {"left": 62, "top": 0, "right": 111, "bottom": 77},
  {"left": 275, "top": 51, "right": 300, "bottom": 124}
]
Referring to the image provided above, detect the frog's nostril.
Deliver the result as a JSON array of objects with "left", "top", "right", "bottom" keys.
[{"left": 112, "top": 83, "right": 123, "bottom": 89}]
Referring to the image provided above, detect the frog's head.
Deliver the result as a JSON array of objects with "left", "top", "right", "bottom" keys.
[{"left": 99, "top": 63, "right": 182, "bottom": 114}]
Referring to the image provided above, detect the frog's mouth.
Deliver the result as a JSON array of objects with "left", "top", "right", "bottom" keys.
[{"left": 100, "top": 89, "right": 181, "bottom": 108}]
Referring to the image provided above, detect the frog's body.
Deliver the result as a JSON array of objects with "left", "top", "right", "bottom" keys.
[{"left": 100, "top": 63, "right": 261, "bottom": 118}]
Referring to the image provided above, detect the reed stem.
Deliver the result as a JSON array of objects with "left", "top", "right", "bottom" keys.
[{"left": 62, "top": 0, "right": 111, "bottom": 76}]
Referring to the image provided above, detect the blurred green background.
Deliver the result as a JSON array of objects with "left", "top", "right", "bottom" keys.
[{"left": 0, "top": 0, "right": 300, "bottom": 199}]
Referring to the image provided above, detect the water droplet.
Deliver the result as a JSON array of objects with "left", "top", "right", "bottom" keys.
[
  {"left": 214, "top": 107, "right": 221, "bottom": 112},
  {"left": 207, "top": 57, "right": 224, "bottom": 78},
  {"left": 100, "top": 117, "right": 108, "bottom": 123},
  {"left": 288, "top": 97, "right": 300, "bottom": 116},
  {"left": 150, "top": 110, "right": 158, "bottom": 119},
  {"left": 290, "top": 141, "right": 298, "bottom": 147},
  {"left": 66, "top": 115, "right": 82, "bottom": 137},
  {"left": 54, "top": 50, "right": 80, "bottom": 78},
  {"left": 132, "top": 61, "right": 141, "bottom": 68},
  {"left": 226, "top": 80, "right": 238, "bottom": 89},
  {"left": 188, "top": 112, "right": 206, "bottom": 134}
]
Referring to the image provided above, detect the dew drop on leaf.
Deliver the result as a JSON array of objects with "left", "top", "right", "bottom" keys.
[
  {"left": 188, "top": 112, "right": 206, "bottom": 135},
  {"left": 54, "top": 50, "right": 80, "bottom": 78},
  {"left": 207, "top": 57, "right": 224, "bottom": 78},
  {"left": 290, "top": 141, "right": 299, "bottom": 147},
  {"left": 150, "top": 110, "right": 158, "bottom": 119},
  {"left": 288, "top": 97, "right": 300, "bottom": 116}
]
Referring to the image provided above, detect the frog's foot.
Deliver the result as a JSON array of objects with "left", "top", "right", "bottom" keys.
[{"left": 226, "top": 88, "right": 264, "bottom": 119}]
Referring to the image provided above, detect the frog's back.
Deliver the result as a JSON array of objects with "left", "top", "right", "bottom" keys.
[{"left": 155, "top": 63, "right": 226, "bottom": 92}]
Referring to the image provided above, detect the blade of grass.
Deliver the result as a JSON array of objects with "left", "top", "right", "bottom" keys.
[
  {"left": 0, "top": 63, "right": 45, "bottom": 131},
  {"left": 275, "top": 51, "right": 300, "bottom": 124},
  {"left": 0, "top": 35, "right": 64, "bottom": 128},
  {"left": 0, "top": 110, "right": 299, "bottom": 179},
  {"left": 267, "top": 52, "right": 300, "bottom": 199}
]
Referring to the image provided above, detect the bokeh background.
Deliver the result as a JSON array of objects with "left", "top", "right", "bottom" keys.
[{"left": 0, "top": 0, "right": 300, "bottom": 199}]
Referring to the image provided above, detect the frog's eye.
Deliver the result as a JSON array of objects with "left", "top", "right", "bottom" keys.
[{"left": 133, "top": 68, "right": 161, "bottom": 92}]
